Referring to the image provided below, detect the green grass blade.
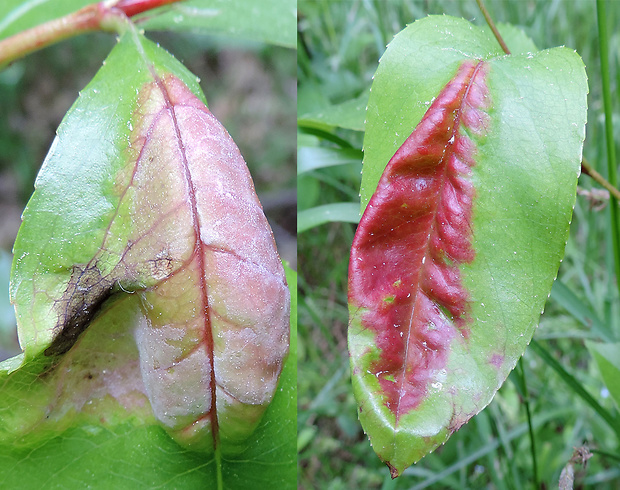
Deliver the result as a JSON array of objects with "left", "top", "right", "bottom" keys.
[
  {"left": 297, "top": 147, "right": 362, "bottom": 174},
  {"left": 550, "top": 280, "right": 615, "bottom": 342},
  {"left": 297, "top": 203, "right": 360, "bottom": 233},
  {"left": 488, "top": 403, "right": 521, "bottom": 488},
  {"left": 298, "top": 91, "right": 369, "bottom": 132},
  {"left": 517, "top": 359, "right": 538, "bottom": 487},
  {"left": 596, "top": 0, "right": 620, "bottom": 298},
  {"left": 297, "top": 125, "right": 354, "bottom": 148},
  {"left": 530, "top": 339, "right": 620, "bottom": 440}
]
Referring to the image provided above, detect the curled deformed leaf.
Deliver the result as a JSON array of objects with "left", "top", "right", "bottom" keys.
[
  {"left": 6, "top": 28, "right": 290, "bottom": 456},
  {"left": 348, "top": 16, "right": 587, "bottom": 477},
  {"left": 125, "top": 73, "right": 290, "bottom": 449}
]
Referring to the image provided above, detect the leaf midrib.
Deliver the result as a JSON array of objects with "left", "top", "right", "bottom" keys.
[{"left": 150, "top": 70, "right": 220, "bottom": 452}]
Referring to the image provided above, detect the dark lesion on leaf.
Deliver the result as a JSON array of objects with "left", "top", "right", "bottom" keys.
[
  {"left": 148, "top": 255, "right": 174, "bottom": 281},
  {"left": 43, "top": 250, "right": 178, "bottom": 357},
  {"left": 44, "top": 263, "right": 117, "bottom": 356}
]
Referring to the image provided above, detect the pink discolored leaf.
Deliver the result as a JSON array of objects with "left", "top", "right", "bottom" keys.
[
  {"left": 125, "top": 74, "right": 290, "bottom": 449},
  {"left": 6, "top": 32, "right": 290, "bottom": 458},
  {"left": 349, "top": 59, "right": 488, "bottom": 421},
  {"left": 348, "top": 16, "right": 587, "bottom": 477}
]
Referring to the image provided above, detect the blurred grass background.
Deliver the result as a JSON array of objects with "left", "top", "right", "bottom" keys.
[
  {"left": 0, "top": 28, "right": 296, "bottom": 360},
  {"left": 298, "top": 1, "right": 620, "bottom": 488}
]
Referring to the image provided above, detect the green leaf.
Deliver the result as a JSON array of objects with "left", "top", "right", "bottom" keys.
[
  {"left": 1, "top": 28, "right": 294, "bottom": 487},
  {"left": 0, "top": 0, "right": 93, "bottom": 40},
  {"left": 0, "top": 268, "right": 296, "bottom": 488},
  {"left": 298, "top": 91, "right": 369, "bottom": 132},
  {"left": 586, "top": 341, "right": 620, "bottom": 410},
  {"left": 136, "top": 0, "right": 296, "bottom": 48},
  {"left": 298, "top": 203, "right": 360, "bottom": 233},
  {"left": 349, "top": 16, "right": 587, "bottom": 476},
  {"left": 0, "top": 267, "right": 296, "bottom": 488},
  {"left": 297, "top": 147, "right": 363, "bottom": 174},
  {"left": 0, "top": 0, "right": 295, "bottom": 50}
]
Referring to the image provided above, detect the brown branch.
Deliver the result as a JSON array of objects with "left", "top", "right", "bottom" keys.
[
  {"left": 581, "top": 158, "right": 620, "bottom": 201},
  {"left": 0, "top": 0, "right": 181, "bottom": 69},
  {"left": 476, "top": 0, "right": 511, "bottom": 55}
]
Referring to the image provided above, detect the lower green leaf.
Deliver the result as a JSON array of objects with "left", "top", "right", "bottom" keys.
[{"left": 586, "top": 341, "right": 620, "bottom": 410}]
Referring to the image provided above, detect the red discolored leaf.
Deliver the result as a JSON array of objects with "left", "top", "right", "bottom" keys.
[
  {"left": 349, "top": 15, "right": 587, "bottom": 478},
  {"left": 349, "top": 60, "right": 489, "bottom": 420},
  {"left": 122, "top": 74, "right": 291, "bottom": 450},
  {"left": 2, "top": 32, "right": 294, "bottom": 485},
  {"left": 9, "top": 66, "right": 290, "bottom": 454}
]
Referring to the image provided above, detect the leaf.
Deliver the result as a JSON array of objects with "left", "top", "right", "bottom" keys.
[
  {"left": 0, "top": 0, "right": 93, "bottom": 40},
  {"left": 135, "top": 0, "right": 296, "bottom": 49},
  {"left": 586, "top": 341, "right": 620, "bottom": 410},
  {"left": 297, "top": 147, "right": 363, "bottom": 174},
  {"left": 1, "top": 27, "right": 292, "bottom": 486},
  {"left": 297, "top": 203, "right": 361, "bottom": 233},
  {"left": 0, "top": 0, "right": 295, "bottom": 49},
  {"left": 298, "top": 91, "right": 370, "bottom": 132},
  {"left": 0, "top": 265, "right": 296, "bottom": 488},
  {"left": 348, "top": 16, "right": 587, "bottom": 477}
]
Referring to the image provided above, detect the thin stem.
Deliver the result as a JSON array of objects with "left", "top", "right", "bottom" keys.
[
  {"left": 581, "top": 158, "right": 620, "bottom": 201},
  {"left": 596, "top": 0, "right": 620, "bottom": 296},
  {"left": 0, "top": 0, "right": 181, "bottom": 69},
  {"left": 113, "top": 0, "right": 180, "bottom": 17},
  {"left": 517, "top": 358, "right": 539, "bottom": 488},
  {"left": 0, "top": 4, "right": 113, "bottom": 68},
  {"left": 475, "top": 0, "right": 511, "bottom": 55}
]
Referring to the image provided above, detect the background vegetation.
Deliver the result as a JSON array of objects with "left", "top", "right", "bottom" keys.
[{"left": 298, "top": 1, "right": 620, "bottom": 488}]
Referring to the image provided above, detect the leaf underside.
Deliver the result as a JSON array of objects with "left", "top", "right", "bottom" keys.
[{"left": 348, "top": 16, "right": 587, "bottom": 477}]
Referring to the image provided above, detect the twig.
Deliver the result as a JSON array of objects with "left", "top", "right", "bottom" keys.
[
  {"left": 581, "top": 159, "right": 620, "bottom": 201},
  {"left": 0, "top": 0, "right": 181, "bottom": 69},
  {"left": 475, "top": 0, "right": 511, "bottom": 55}
]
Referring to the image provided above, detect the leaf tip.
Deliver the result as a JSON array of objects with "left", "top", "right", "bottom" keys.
[{"left": 387, "top": 461, "right": 400, "bottom": 479}]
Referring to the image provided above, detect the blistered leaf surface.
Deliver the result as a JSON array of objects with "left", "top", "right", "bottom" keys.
[
  {"left": 350, "top": 59, "right": 488, "bottom": 420},
  {"left": 5, "top": 27, "right": 290, "bottom": 466},
  {"left": 0, "top": 265, "right": 297, "bottom": 488},
  {"left": 349, "top": 16, "right": 587, "bottom": 476}
]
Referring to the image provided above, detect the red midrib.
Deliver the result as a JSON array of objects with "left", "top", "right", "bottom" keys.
[{"left": 153, "top": 74, "right": 219, "bottom": 447}]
